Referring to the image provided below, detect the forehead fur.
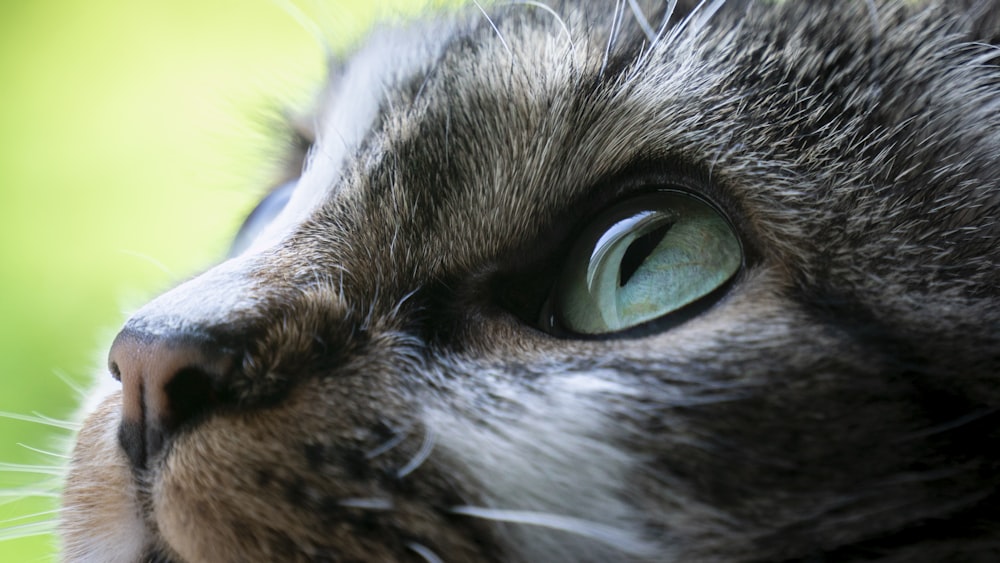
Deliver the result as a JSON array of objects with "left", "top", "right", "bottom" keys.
[{"left": 288, "top": 0, "right": 997, "bottom": 327}]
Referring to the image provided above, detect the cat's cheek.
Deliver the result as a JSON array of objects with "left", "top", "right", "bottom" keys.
[
  {"left": 151, "top": 417, "right": 301, "bottom": 563},
  {"left": 61, "top": 392, "right": 149, "bottom": 563},
  {"left": 149, "top": 387, "right": 401, "bottom": 563}
]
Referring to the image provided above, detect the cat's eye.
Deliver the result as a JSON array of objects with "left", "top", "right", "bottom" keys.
[
  {"left": 228, "top": 180, "right": 296, "bottom": 257},
  {"left": 546, "top": 191, "right": 741, "bottom": 335}
]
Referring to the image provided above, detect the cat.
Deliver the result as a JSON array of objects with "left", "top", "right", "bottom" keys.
[{"left": 60, "top": 0, "right": 1000, "bottom": 561}]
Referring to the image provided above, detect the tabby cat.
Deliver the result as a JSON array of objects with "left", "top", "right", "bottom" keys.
[{"left": 61, "top": 0, "right": 1000, "bottom": 561}]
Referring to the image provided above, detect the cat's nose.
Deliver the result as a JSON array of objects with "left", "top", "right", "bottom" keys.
[{"left": 109, "top": 324, "right": 235, "bottom": 470}]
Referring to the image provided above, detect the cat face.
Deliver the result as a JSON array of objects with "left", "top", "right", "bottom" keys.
[{"left": 62, "top": 1, "right": 1000, "bottom": 561}]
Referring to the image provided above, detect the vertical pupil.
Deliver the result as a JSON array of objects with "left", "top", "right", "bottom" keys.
[{"left": 618, "top": 221, "right": 672, "bottom": 287}]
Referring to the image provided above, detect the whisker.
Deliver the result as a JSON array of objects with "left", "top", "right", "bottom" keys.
[
  {"left": 510, "top": 1, "right": 574, "bottom": 47},
  {"left": 33, "top": 411, "right": 79, "bottom": 431},
  {"left": 0, "top": 490, "right": 59, "bottom": 500},
  {"left": 360, "top": 285, "right": 380, "bottom": 332},
  {"left": 449, "top": 506, "right": 655, "bottom": 556},
  {"left": 600, "top": 0, "right": 626, "bottom": 77},
  {"left": 117, "top": 249, "right": 174, "bottom": 277},
  {"left": 0, "top": 520, "right": 57, "bottom": 542},
  {"left": 626, "top": 0, "right": 656, "bottom": 42},
  {"left": 0, "top": 411, "right": 78, "bottom": 431},
  {"left": 389, "top": 287, "right": 422, "bottom": 319},
  {"left": 407, "top": 542, "right": 444, "bottom": 563},
  {"left": 268, "top": 0, "right": 331, "bottom": 57},
  {"left": 0, "top": 509, "right": 60, "bottom": 526},
  {"left": 649, "top": 0, "right": 678, "bottom": 51},
  {"left": 898, "top": 407, "right": 1000, "bottom": 441},
  {"left": 643, "top": 0, "right": 726, "bottom": 70},
  {"left": 338, "top": 497, "right": 394, "bottom": 511},
  {"left": 0, "top": 482, "right": 60, "bottom": 509},
  {"left": 366, "top": 425, "right": 410, "bottom": 459},
  {"left": 52, "top": 369, "right": 87, "bottom": 398},
  {"left": 396, "top": 426, "right": 436, "bottom": 478},
  {"left": 17, "top": 443, "right": 71, "bottom": 460},
  {"left": 0, "top": 463, "right": 64, "bottom": 477},
  {"left": 473, "top": 1, "right": 513, "bottom": 57},
  {"left": 689, "top": 0, "right": 728, "bottom": 33}
]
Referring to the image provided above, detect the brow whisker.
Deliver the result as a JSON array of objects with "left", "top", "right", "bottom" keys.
[{"left": 474, "top": 1, "right": 513, "bottom": 57}]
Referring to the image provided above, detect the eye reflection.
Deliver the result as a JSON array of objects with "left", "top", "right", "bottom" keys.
[{"left": 551, "top": 191, "right": 741, "bottom": 335}]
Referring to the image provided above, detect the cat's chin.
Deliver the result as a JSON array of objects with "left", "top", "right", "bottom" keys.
[
  {"left": 61, "top": 391, "right": 153, "bottom": 563},
  {"left": 61, "top": 389, "right": 245, "bottom": 563}
]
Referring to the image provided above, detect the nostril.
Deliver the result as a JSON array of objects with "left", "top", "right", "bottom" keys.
[
  {"left": 165, "top": 367, "right": 220, "bottom": 433},
  {"left": 110, "top": 326, "right": 235, "bottom": 470}
]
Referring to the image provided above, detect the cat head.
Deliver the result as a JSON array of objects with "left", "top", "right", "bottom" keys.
[{"left": 63, "top": 1, "right": 1000, "bottom": 561}]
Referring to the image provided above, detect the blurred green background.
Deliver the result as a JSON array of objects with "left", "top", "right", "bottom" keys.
[{"left": 0, "top": 1, "right": 442, "bottom": 559}]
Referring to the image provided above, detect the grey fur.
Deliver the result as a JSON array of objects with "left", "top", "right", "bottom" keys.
[{"left": 62, "top": 1, "right": 1000, "bottom": 561}]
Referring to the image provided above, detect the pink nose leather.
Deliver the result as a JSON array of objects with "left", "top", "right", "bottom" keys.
[{"left": 109, "top": 328, "right": 232, "bottom": 469}]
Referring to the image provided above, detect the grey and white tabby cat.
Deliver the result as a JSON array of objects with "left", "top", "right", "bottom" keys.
[{"left": 61, "top": 0, "right": 1000, "bottom": 561}]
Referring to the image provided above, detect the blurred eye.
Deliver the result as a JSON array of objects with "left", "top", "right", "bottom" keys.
[
  {"left": 228, "top": 180, "right": 296, "bottom": 257},
  {"left": 546, "top": 191, "right": 741, "bottom": 335}
]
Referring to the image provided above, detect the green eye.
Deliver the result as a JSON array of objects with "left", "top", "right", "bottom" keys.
[{"left": 551, "top": 191, "right": 741, "bottom": 335}]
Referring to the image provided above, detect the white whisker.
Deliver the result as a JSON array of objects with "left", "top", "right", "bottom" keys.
[
  {"left": 0, "top": 411, "right": 77, "bottom": 431},
  {"left": 0, "top": 463, "right": 64, "bottom": 477},
  {"left": 0, "top": 520, "right": 57, "bottom": 542},
  {"left": 17, "top": 443, "right": 70, "bottom": 460},
  {"left": 33, "top": 411, "right": 80, "bottom": 431},
  {"left": 626, "top": 0, "right": 656, "bottom": 42},
  {"left": 0, "top": 509, "right": 60, "bottom": 526},
  {"left": 52, "top": 368, "right": 87, "bottom": 398},
  {"left": 600, "top": 0, "right": 626, "bottom": 77},
  {"left": 690, "top": 0, "right": 728, "bottom": 33},
  {"left": 360, "top": 285, "right": 380, "bottom": 331},
  {"left": 650, "top": 0, "right": 678, "bottom": 51},
  {"left": 366, "top": 426, "right": 409, "bottom": 459},
  {"left": 338, "top": 497, "right": 394, "bottom": 511},
  {"left": 117, "top": 249, "right": 174, "bottom": 277},
  {"left": 450, "top": 506, "right": 655, "bottom": 556},
  {"left": 511, "top": 1, "right": 574, "bottom": 47},
  {"left": 268, "top": 0, "right": 331, "bottom": 57},
  {"left": 396, "top": 426, "right": 435, "bottom": 478},
  {"left": 0, "top": 490, "right": 58, "bottom": 499},
  {"left": 390, "top": 287, "right": 421, "bottom": 318},
  {"left": 407, "top": 542, "right": 444, "bottom": 563},
  {"left": 473, "top": 1, "right": 513, "bottom": 57}
]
